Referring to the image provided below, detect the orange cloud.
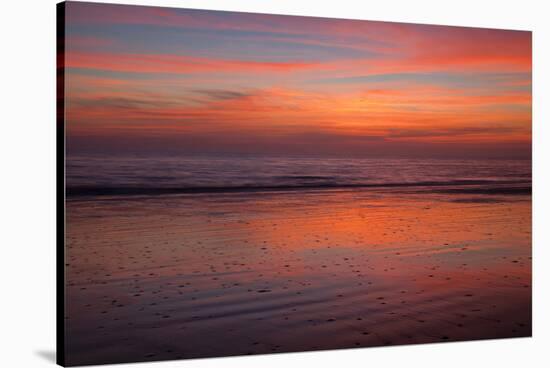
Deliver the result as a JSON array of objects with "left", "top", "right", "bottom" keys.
[
  {"left": 66, "top": 52, "right": 318, "bottom": 74},
  {"left": 67, "top": 84, "right": 531, "bottom": 148}
]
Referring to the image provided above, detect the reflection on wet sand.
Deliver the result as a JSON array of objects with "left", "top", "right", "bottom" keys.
[{"left": 65, "top": 189, "right": 531, "bottom": 366}]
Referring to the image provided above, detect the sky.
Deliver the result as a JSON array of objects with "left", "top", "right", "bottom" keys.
[{"left": 63, "top": 2, "right": 532, "bottom": 159}]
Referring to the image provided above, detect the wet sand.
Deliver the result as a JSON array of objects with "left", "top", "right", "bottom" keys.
[{"left": 65, "top": 188, "right": 531, "bottom": 366}]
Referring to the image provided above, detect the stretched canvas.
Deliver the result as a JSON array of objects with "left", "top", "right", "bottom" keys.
[{"left": 57, "top": 1, "right": 532, "bottom": 366}]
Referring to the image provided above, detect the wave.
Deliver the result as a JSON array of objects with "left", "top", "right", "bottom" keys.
[
  {"left": 65, "top": 179, "right": 531, "bottom": 197},
  {"left": 433, "top": 186, "right": 531, "bottom": 195}
]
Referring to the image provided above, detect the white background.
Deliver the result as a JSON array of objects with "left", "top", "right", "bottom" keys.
[{"left": 1, "top": 0, "right": 548, "bottom": 367}]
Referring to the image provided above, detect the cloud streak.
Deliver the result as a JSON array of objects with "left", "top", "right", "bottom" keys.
[{"left": 64, "top": 2, "right": 532, "bottom": 159}]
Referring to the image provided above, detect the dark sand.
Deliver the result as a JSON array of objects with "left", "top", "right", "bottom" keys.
[{"left": 65, "top": 188, "right": 531, "bottom": 365}]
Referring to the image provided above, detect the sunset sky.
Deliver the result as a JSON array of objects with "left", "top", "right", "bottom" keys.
[{"left": 63, "top": 2, "right": 532, "bottom": 159}]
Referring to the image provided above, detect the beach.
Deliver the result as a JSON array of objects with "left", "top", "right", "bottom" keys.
[{"left": 65, "top": 183, "right": 531, "bottom": 365}]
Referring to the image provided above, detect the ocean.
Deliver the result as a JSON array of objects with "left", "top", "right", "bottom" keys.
[{"left": 66, "top": 156, "right": 531, "bottom": 197}]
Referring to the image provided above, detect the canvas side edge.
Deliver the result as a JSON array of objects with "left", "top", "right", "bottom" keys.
[{"left": 56, "top": 1, "right": 67, "bottom": 366}]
